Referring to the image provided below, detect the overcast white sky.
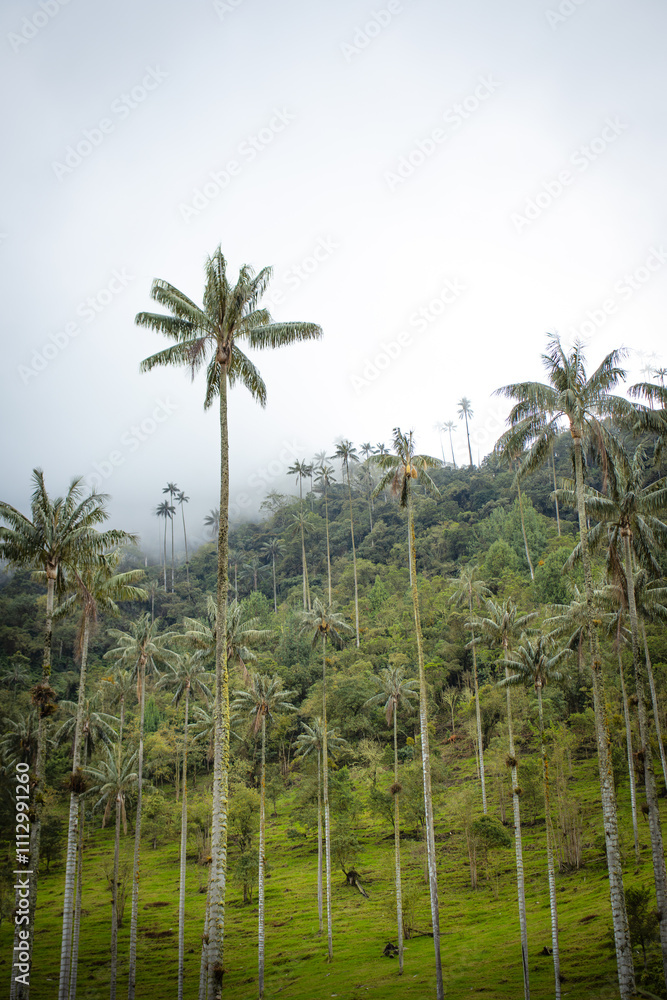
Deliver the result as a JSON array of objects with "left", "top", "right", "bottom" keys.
[{"left": 2, "top": 0, "right": 666, "bottom": 552}]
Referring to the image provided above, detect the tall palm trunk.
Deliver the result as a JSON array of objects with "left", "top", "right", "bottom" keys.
[
  {"left": 504, "top": 659, "right": 529, "bottom": 1000},
  {"left": 110, "top": 787, "right": 122, "bottom": 1000},
  {"left": 206, "top": 375, "right": 231, "bottom": 1000},
  {"left": 171, "top": 512, "right": 175, "bottom": 592},
  {"left": 323, "top": 491, "right": 332, "bottom": 606},
  {"left": 448, "top": 428, "right": 456, "bottom": 468},
  {"left": 464, "top": 411, "right": 473, "bottom": 467},
  {"left": 300, "top": 521, "right": 311, "bottom": 610},
  {"left": 177, "top": 682, "right": 191, "bottom": 1000},
  {"left": 642, "top": 623, "right": 667, "bottom": 789},
  {"left": 316, "top": 748, "right": 323, "bottom": 935},
  {"left": 468, "top": 598, "right": 487, "bottom": 815},
  {"left": 271, "top": 555, "right": 277, "bottom": 614},
  {"left": 516, "top": 480, "right": 534, "bottom": 580},
  {"left": 535, "top": 682, "right": 560, "bottom": 998},
  {"left": 59, "top": 619, "right": 91, "bottom": 1000},
  {"left": 393, "top": 707, "right": 404, "bottom": 974},
  {"left": 346, "top": 479, "right": 360, "bottom": 647},
  {"left": 181, "top": 505, "right": 190, "bottom": 592},
  {"left": 69, "top": 798, "right": 85, "bottom": 1000},
  {"left": 258, "top": 716, "right": 266, "bottom": 998},
  {"left": 127, "top": 654, "right": 147, "bottom": 1000},
  {"left": 616, "top": 625, "right": 640, "bottom": 865},
  {"left": 572, "top": 436, "right": 634, "bottom": 997},
  {"left": 407, "top": 496, "right": 443, "bottom": 1000},
  {"left": 321, "top": 635, "right": 333, "bottom": 962},
  {"left": 622, "top": 531, "right": 667, "bottom": 982},
  {"left": 162, "top": 519, "right": 168, "bottom": 592},
  {"left": 551, "top": 444, "right": 561, "bottom": 536}
]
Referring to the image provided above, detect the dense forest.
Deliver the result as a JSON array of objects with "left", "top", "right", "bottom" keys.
[{"left": 1, "top": 263, "right": 667, "bottom": 1000}]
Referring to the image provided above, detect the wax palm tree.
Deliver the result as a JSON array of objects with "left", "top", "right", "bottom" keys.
[
  {"left": 314, "top": 464, "right": 336, "bottom": 605},
  {"left": 181, "top": 595, "right": 271, "bottom": 684},
  {"left": 501, "top": 635, "right": 571, "bottom": 1000},
  {"left": 55, "top": 551, "right": 145, "bottom": 1000},
  {"left": 158, "top": 655, "right": 211, "bottom": 1000},
  {"left": 138, "top": 245, "right": 321, "bottom": 999},
  {"left": 100, "top": 669, "right": 136, "bottom": 746},
  {"left": 457, "top": 398, "right": 474, "bottom": 467},
  {"left": 471, "top": 597, "right": 536, "bottom": 1000},
  {"left": 0, "top": 469, "right": 133, "bottom": 1000},
  {"left": 162, "top": 483, "right": 179, "bottom": 591},
  {"left": 0, "top": 654, "right": 31, "bottom": 692},
  {"left": 231, "top": 673, "right": 297, "bottom": 998},
  {"left": 176, "top": 490, "right": 191, "bottom": 591},
  {"left": 86, "top": 742, "right": 138, "bottom": 1000},
  {"left": 450, "top": 566, "right": 491, "bottom": 814},
  {"left": 300, "top": 600, "right": 352, "bottom": 962},
  {"left": 495, "top": 335, "right": 637, "bottom": 997},
  {"left": 260, "top": 537, "right": 283, "bottom": 613},
  {"left": 359, "top": 442, "right": 376, "bottom": 535},
  {"left": 561, "top": 443, "right": 667, "bottom": 979},
  {"left": 494, "top": 445, "right": 535, "bottom": 580},
  {"left": 444, "top": 420, "right": 457, "bottom": 468},
  {"left": 294, "top": 719, "right": 349, "bottom": 936},
  {"left": 289, "top": 509, "right": 315, "bottom": 611},
  {"left": 372, "top": 429, "right": 443, "bottom": 1000},
  {"left": 103, "top": 615, "right": 178, "bottom": 999},
  {"left": 332, "top": 440, "right": 360, "bottom": 646},
  {"left": 364, "top": 667, "right": 418, "bottom": 974},
  {"left": 204, "top": 508, "right": 219, "bottom": 541},
  {"left": 242, "top": 554, "right": 267, "bottom": 595},
  {"left": 0, "top": 709, "right": 41, "bottom": 767},
  {"left": 155, "top": 500, "right": 174, "bottom": 592}
]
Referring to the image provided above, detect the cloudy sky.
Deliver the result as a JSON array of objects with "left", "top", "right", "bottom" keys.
[{"left": 2, "top": 0, "right": 666, "bottom": 553}]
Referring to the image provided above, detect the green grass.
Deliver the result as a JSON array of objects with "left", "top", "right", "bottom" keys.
[{"left": 3, "top": 745, "right": 666, "bottom": 1000}]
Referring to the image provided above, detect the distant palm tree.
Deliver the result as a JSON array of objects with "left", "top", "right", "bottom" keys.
[
  {"left": 501, "top": 635, "right": 571, "bottom": 1000},
  {"left": 300, "top": 600, "right": 352, "bottom": 962},
  {"left": 204, "top": 508, "right": 219, "bottom": 541},
  {"left": 86, "top": 743, "right": 138, "bottom": 1000},
  {"left": 314, "top": 464, "right": 336, "bottom": 605},
  {"left": 443, "top": 420, "right": 457, "bottom": 468},
  {"left": 294, "top": 719, "right": 349, "bottom": 936},
  {"left": 372, "top": 429, "right": 443, "bottom": 1000},
  {"left": 163, "top": 483, "right": 179, "bottom": 591},
  {"left": 332, "top": 440, "right": 360, "bottom": 646},
  {"left": 232, "top": 674, "right": 296, "bottom": 998},
  {"left": 364, "top": 667, "right": 418, "bottom": 974},
  {"left": 158, "top": 655, "right": 211, "bottom": 1000},
  {"left": 290, "top": 509, "right": 315, "bottom": 610},
  {"left": 176, "top": 491, "right": 191, "bottom": 591},
  {"left": 155, "top": 500, "right": 175, "bottom": 592},
  {"left": 181, "top": 595, "right": 272, "bottom": 684},
  {"left": 261, "top": 537, "right": 283, "bottom": 612},
  {"left": 457, "top": 398, "right": 474, "bottom": 467},
  {"left": 0, "top": 654, "right": 31, "bottom": 692}
]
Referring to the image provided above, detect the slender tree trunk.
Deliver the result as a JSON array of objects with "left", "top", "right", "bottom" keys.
[
  {"left": 551, "top": 444, "right": 561, "bottom": 536},
  {"left": 449, "top": 429, "right": 456, "bottom": 469},
  {"left": 572, "top": 434, "right": 634, "bottom": 998},
  {"left": 69, "top": 798, "right": 85, "bottom": 1000},
  {"left": 643, "top": 623, "right": 667, "bottom": 789},
  {"left": 407, "top": 524, "right": 413, "bottom": 587},
  {"left": 110, "top": 790, "right": 122, "bottom": 1000},
  {"left": 258, "top": 717, "right": 266, "bottom": 998},
  {"left": 504, "top": 662, "right": 529, "bottom": 1000},
  {"left": 324, "top": 492, "right": 332, "bottom": 606},
  {"left": 622, "top": 531, "right": 667, "bottom": 984},
  {"left": 468, "top": 601, "right": 487, "bottom": 815},
  {"left": 516, "top": 480, "right": 534, "bottom": 581},
  {"left": 181, "top": 504, "right": 190, "bottom": 591},
  {"left": 177, "top": 684, "right": 191, "bottom": 1000},
  {"left": 59, "top": 618, "right": 91, "bottom": 1000},
  {"left": 300, "top": 521, "right": 310, "bottom": 610},
  {"left": 317, "top": 749, "right": 323, "bottom": 936},
  {"left": 393, "top": 709, "right": 404, "bottom": 974},
  {"left": 464, "top": 413, "right": 473, "bottom": 468},
  {"left": 163, "top": 520, "right": 167, "bottom": 592},
  {"left": 347, "top": 478, "right": 360, "bottom": 647},
  {"left": 536, "top": 683, "right": 560, "bottom": 999},
  {"left": 171, "top": 511, "right": 175, "bottom": 592},
  {"left": 127, "top": 654, "right": 146, "bottom": 1000},
  {"left": 206, "top": 373, "right": 231, "bottom": 1000},
  {"left": 616, "top": 628, "right": 640, "bottom": 865},
  {"left": 322, "top": 636, "right": 333, "bottom": 962},
  {"left": 408, "top": 497, "right": 443, "bottom": 1000},
  {"left": 272, "top": 555, "right": 277, "bottom": 614}
]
